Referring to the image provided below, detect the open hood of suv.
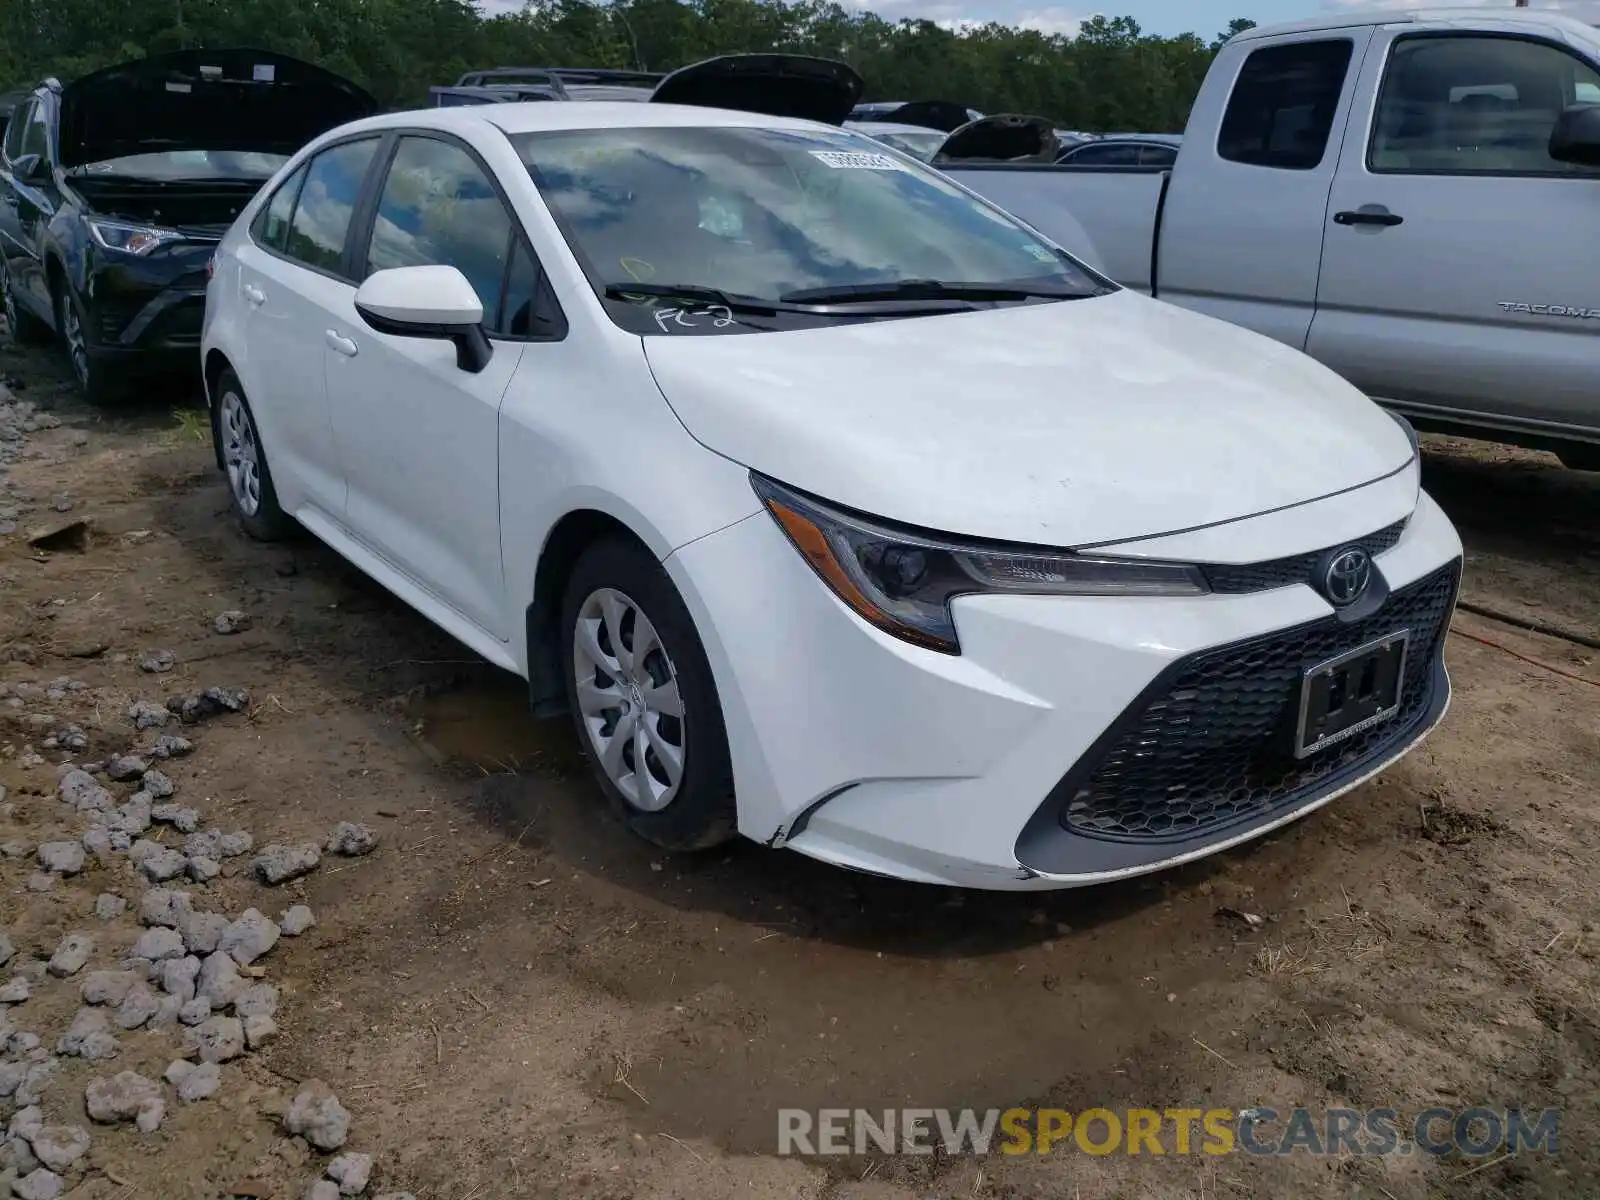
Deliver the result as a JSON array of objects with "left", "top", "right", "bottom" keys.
[
  {"left": 58, "top": 49, "right": 377, "bottom": 169},
  {"left": 934, "top": 114, "right": 1060, "bottom": 164},
  {"left": 649, "top": 54, "right": 863, "bottom": 125}
]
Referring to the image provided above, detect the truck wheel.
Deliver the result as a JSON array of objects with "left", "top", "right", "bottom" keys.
[
  {"left": 560, "top": 537, "right": 738, "bottom": 852},
  {"left": 216, "top": 370, "right": 293, "bottom": 541},
  {"left": 1, "top": 261, "right": 52, "bottom": 346}
]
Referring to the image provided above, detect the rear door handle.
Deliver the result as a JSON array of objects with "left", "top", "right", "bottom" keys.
[
  {"left": 1334, "top": 208, "right": 1404, "bottom": 228},
  {"left": 242, "top": 283, "right": 266, "bottom": 306},
  {"left": 325, "top": 329, "right": 359, "bottom": 358}
]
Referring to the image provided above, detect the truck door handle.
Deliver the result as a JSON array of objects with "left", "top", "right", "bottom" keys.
[
  {"left": 242, "top": 283, "right": 266, "bottom": 306},
  {"left": 325, "top": 330, "right": 359, "bottom": 358},
  {"left": 1334, "top": 208, "right": 1404, "bottom": 228}
]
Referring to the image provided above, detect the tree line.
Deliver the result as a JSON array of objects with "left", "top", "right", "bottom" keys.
[{"left": 0, "top": 0, "right": 1258, "bottom": 134}]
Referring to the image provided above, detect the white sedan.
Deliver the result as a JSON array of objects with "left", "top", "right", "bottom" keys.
[{"left": 201, "top": 61, "right": 1463, "bottom": 890}]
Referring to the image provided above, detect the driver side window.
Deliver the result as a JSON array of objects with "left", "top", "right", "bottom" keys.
[
  {"left": 362, "top": 134, "right": 563, "bottom": 341},
  {"left": 3, "top": 100, "right": 30, "bottom": 161},
  {"left": 18, "top": 101, "right": 49, "bottom": 163}
]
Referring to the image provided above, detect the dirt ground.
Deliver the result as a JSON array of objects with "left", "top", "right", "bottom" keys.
[{"left": 0, "top": 327, "right": 1597, "bottom": 1200}]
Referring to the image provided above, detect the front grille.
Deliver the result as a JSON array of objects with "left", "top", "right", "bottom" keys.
[
  {"left": 1059, "top": 559, "right": 1459, "bottom": 841},
  {"left": 1203, "top": 519, "right": 1408, "bottom": 594}
]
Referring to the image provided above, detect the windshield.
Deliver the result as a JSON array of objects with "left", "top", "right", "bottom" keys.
[
  {"left": 77, "top": 150, "right": 289, "bottom": 180},
  {"left": 514, "top": 125, "right": 1111, "bottom": 335},
  {"left": 863, "top": 129, "right": 946, "bottom": 161}
]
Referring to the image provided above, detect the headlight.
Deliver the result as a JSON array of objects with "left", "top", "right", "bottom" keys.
[
  {"left": 1387, "top": 409, "right": 1420, "bottom": 458},
  {"left": 86, "top": 219, "right": 185, "bottom": 256},
  {"left": 751, "top": 474, "right": 1208, "bottom": 654}
]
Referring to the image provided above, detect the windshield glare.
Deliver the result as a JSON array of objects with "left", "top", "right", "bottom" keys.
[
  {"left": 515, "top": 126, "right": 1110, "bottom": 334},
  {"left": 80, "top": 150, "right": 288, "bottom": 179}
]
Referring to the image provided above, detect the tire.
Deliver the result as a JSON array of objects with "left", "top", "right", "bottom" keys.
[
  {"left": 214, "top": 370, "right": 293, "bottom": 541},
  {"left": 560, "top": 537, "right": 737, "bottom": 851},
  {"left": 56, "top": 283, "right": 121, "bottom": 405},
  {"left": 1, "top": 260, "right": 52, "bottom": 347}
]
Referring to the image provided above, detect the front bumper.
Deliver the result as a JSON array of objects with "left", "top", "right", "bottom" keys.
[
  {"left": 84, "top": 248, "right": 214, "bottom": 369},
  {"left": 666, "top": 488, "right": 1463, "bottom": 891}
]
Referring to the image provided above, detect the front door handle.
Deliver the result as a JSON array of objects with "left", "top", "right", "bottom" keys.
[
  {"left": 1334, "top": 207, "right": 1404, "bottom": 228},
  {"left": 242, "top": 283, "right": 266, "bottom": 306},
  {"left": 325, "top": 329, "right": 359, "bottom": 358}
]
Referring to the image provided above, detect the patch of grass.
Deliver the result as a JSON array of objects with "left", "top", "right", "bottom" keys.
[{"left": 171, "top": 408, "right": 209, "bottom": 445}]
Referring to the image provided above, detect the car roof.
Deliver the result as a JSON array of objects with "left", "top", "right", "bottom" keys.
[
  {"left": 333, "top": 100, "right": 832, "bottom": 141},
  {"left": 847, "top": 121, "right": 946, "bottom": 136},
  {"left": 1233, "top": 5, "right": 1600, "bottom": 44},
  {"left": 1079, "top": 133, "right": 1182, "bottom": 146}
]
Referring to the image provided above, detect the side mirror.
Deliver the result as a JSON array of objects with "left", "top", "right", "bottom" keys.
[
  {"left": 1549, "top": 103, "right": 1600, "bottom": 168},
  {"left": 354, "top": 264, "right": 493, "bottom": 373},
  {"left": 11, "top": 153, "right": 49, "bottom": 184}
]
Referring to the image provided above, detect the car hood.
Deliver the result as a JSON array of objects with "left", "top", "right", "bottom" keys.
[
  {"left": 643, "top": 290, "right": 1415, "bottom": 548},
  {"left": 649, "top": 53, "right": 863, "bottom": 125},
  {"left": 58, "top": 49, "right": 377, "bottom": 169}
]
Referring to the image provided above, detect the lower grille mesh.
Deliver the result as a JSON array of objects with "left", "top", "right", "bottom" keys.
[{"left": 1061, "top": 560, "right": 1460, "bottom": 840}]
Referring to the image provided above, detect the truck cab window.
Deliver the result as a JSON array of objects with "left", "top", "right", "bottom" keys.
[
  {"left": 1369, "top": 35, "right": 1600, "bottom": 175},
  {"left": 1218, "top": 40, "right": 1353, "bottom": 170}
]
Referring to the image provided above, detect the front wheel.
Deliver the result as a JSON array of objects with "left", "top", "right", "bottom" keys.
[
  {"left": 56, "top": 285, "right": 120, "bottom": 405},
  {"left": 560, "top": 538, "right": 737, "bottom": 851}
]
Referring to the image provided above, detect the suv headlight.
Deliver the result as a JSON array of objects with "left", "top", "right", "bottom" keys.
[
  {"left": 86, "top": 219, "right": 185, "bottom": 256},
  {"left": 752, "top": 474, "right": 1208, "bottom": 654}
]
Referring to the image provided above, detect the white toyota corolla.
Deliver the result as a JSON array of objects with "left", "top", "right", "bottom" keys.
[{"left": 201, "top": 55, "right": 1463, "bottom": 890}]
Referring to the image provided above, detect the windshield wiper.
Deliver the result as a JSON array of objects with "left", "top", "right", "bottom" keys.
[
  {"left": 602, "top": 282, "right": 809, "bottom": 314},
  {"left": 778, "top": 279, "right": 1094, "bottom": 305},
  {"left": 602, "top": 281, "right": 989, "bottom": 317}
]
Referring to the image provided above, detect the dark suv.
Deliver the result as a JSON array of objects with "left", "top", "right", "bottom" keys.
[{"left": 0, "top": 49, "right": 374, "bottom": 402}]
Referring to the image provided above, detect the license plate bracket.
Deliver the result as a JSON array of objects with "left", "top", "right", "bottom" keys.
[{"left": 1295, "top": 631, "right": 1410, "bottom": 759}]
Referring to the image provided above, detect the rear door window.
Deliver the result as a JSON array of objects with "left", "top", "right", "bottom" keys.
[
  {"left": 1219, "top": 39, "right": 1354, "bottom": 169},
  {"left": 283, "top": 137, "right": 381, "bottom": 277},
  {"left": 253, "top": 165, "right": 308, "bottom": 253}
]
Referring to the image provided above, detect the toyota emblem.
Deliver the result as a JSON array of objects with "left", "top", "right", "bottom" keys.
[{"left": 1322, "top": 547, "right": 1372, "bottom": 607}]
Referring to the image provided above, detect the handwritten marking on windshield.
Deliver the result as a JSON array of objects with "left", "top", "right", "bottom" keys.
[{"left": 652, "top": 305, "right": 735, "bottom": 332}]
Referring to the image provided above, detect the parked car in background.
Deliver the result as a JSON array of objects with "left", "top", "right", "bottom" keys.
[
  {"left": 849, "top": 100, "right": 984, "bottom": 126},
  {"left": 941, "top": 8, "right": 1600, "bottom": 469},
  {"left": 1056, "top": 132, "right": 1181, "bottom": 166},
  {"left": 202, "top": 53, "right": 1462, "bottom": 890},
  {"left": 433, "top": 67, "right": 662, "bottom": 107},
  {"left": 844, "top": 121, "right": 948, "bottom": 160},
  {"left": 0, "top": 49, "right": 375, "bottom": 403}
]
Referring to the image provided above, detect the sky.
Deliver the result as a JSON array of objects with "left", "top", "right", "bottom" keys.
[{"left": 481, "top": 0, "right": 1600, "bottom": 41}]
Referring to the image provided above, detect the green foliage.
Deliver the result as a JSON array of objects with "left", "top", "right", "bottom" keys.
[{"left": 0, "top": 0, "right": 1257, "bottom": 133}]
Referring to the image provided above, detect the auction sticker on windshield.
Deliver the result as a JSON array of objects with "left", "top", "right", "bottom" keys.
[{"left": 809, "top": 150, "right": 909, "bottom": 171}]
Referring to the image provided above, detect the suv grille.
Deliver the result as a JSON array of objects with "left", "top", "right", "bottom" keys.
[
  {"left": 1203, "top": 520, "right": 1408, "bottom": 594},
  {"left": 1059, "top": 559, "right": 1459, "bottom": 840}
]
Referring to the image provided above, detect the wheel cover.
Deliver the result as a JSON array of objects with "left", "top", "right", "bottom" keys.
[
  {"left": 219, "top": 390, "right": 262, "bottom": 516},
  {"left": 572, "top": 586, "right": 687, "bottom": 812},
  {"left": 60, "top": 293, "right": 89, "bottom": 385}
]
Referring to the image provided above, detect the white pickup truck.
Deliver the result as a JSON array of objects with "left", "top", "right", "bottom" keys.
[{"left": 941, "top": 7, "right": 1600, "bottom": 469}]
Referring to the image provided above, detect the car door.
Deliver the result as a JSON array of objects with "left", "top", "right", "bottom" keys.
[
  {"left": 1157, "top": 33, "right": 1371, "bottom": 350},
  {"left": 1310, "top": 25, "right": 1600, "bottom": 440},
  {"left": 230, "top": 135, "right": 382, "bottom": 521},
  {"left": 323, "top": 132, "right": 534, "bottom": 640},
  {"left": 0, "top": 98, "right": 56, "bottom": 324}
]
